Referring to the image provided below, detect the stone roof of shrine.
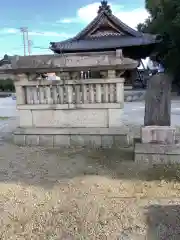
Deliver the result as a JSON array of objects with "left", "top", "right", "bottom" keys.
[{"left": 50, "top": 1, "right": 160, "bottom": 55}]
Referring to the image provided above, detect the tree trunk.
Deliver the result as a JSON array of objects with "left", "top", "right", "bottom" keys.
[{"left": 144, "top": 73, "right": 172, "bottom": 126}]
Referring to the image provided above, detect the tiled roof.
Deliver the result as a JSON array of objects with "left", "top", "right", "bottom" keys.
[{"left": 51, "top": 35, "right": 158, "bottom": 53}]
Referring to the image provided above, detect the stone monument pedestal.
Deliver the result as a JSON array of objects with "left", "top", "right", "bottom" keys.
[{"left": 134, "top": 126, "right": 180, "bottom": 164}]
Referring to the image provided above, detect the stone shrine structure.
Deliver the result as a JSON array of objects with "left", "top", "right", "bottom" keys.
[{"left": 2, "top": 51, "right": 138, "bottom": 147}]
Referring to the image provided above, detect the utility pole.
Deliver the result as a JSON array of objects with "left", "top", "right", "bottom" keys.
[
  {"left": 25, "top": 30, "right": 32, "bottom": 55},
  {"left": 28, "top": 40, "right": 33, "bottom": 55},
  {"left": 20, "top": 27, "right": 28, "bottom": 56}
]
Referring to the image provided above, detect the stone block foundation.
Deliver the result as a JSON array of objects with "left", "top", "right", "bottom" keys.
[
  {"left": 13, "top": 127, "right": 133, "bottom": 148},
  {"left": 134, "top": 126, "right": 180, "bottom": 164},
  {"left": 134, "top": 142, "right": 180, "bottom": 164}
]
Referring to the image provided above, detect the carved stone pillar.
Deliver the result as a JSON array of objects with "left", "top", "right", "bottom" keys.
[
  {"left": 108, "top": 70, "right": 116, "bottom": 78},
  {"left": 116, "top": 78, "right": 124, "bottom": 104},
  {"left": 60, "top": 72, "right": 70, "bottom": 80},
  {"left": 14, "top": 73, "right": 28, "bottom": 105}
]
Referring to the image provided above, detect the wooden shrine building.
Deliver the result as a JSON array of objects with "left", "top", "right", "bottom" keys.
[{"left": 50, "top": 1, "right": 160, "bottom": 86}]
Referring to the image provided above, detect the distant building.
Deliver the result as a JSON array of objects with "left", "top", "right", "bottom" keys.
[
  {"left": 0, "top": 54, "right": 12, "bottom": 66},
  {"left": 50, "top": 1, "right": 159, "bottom": 57}
]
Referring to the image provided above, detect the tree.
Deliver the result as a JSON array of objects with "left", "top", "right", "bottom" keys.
[{"left": 137, "top": 0, "right": 180, "bottom": 82}]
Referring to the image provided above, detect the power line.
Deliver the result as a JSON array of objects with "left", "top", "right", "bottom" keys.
[
  {"left": 33, "top": 46, "right": 51, "bottom": 49},
  {"left": 19, "top": 28, "right": 50, "bottom": 55},
  {"left": 1, "top": 27, "right": 56, "bottom": 55},
  {"left": 20, "top": 27, "right": 33, "bottom": 56}
]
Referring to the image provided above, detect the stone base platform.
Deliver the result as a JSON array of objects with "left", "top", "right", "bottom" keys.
[
  {"left": 13, "top": 127, "right": 133, "bottom": 148},
  {"left": 134, "top": 141, "right": 180, "bottom": 164}
]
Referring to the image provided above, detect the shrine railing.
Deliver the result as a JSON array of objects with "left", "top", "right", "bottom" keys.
[{"left": 16, "top": 78, "right": 124, "bottom": 109}]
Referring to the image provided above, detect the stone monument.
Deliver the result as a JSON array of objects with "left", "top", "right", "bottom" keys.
[
  {"left": 144, "top": 73, "right": 171, "bottom": 126},
  {"left": 134, "top": 72, "right": 180, "bottom": 164}
]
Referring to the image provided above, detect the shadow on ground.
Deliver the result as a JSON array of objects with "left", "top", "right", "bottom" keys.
[
  {"left": 85, "top": 148, "right": 180, "bottom": 182},
  {"left": 146, "top": 205, "right": 180, "bottom": 240},
  {"left": 1, "top": 139, "right": 180, "bottom": 188}
]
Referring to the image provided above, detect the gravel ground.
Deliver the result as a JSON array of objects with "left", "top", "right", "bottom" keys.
[{"left": 0, "top": 118, "right": 179, "bottom": 239}]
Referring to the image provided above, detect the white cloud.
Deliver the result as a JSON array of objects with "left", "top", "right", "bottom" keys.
[
  {"left": 0, "top": 28, "right": 19, "bottom": 34},
  {"left": 58, "top": 2, "right": 149, "bottom": 29},
  {"left": 77, "top": 2, "right": 100, "bottom": 23},
  {"left": 115, "top": 9, "right": 149, "bottom": 29},
  {"left": 58, "top": 18, "right": 77, "bottom": 24},
  {"left": 5, "top": 28, "right": 19, "bottom": 34}
]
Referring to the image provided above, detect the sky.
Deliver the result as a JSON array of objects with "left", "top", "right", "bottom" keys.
[{"left": 0, "top": 0, "right": 149, "bottom": 59}]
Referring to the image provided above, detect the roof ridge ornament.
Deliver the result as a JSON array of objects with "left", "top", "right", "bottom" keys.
[{"left": 97, "top": 1, "right": 112, "bottom": 15}]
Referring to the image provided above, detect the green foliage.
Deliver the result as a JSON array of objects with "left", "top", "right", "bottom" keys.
[
  {"left": 137, "top": 0, "right": 180, "bottom": 79},
  {"left": 0, "top": 79, "right": 15, "bottom": 92}
]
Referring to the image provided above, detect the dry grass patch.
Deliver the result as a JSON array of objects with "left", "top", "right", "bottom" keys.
[{"left": 0, "top": 142, "right": 180, "bottom": 239}]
